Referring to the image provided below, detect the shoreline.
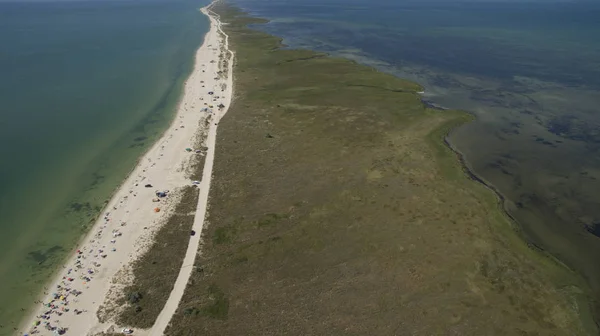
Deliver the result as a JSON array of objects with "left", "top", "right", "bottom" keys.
[
  {"left": 18, "top": 2, "right": 229, "bottom": 335},
  {"left": 0, "top": 0, "right": 207, "bottom": 330},
  {"left": 443, "top": 128, "right": 559, "bottom": 254},
  {"left": 442, "top": 125, "right": 598, "bottom": 333}
]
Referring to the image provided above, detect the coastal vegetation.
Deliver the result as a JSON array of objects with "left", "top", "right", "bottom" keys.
[
  {"left": 188, "top": 116, "right": 211, "bottom": 181},
  {"left": 164, "top": 3, "right": 593, "bottom": 335},
  {"left": 98, "top": 186, "right": 199, "bottom": 328}
]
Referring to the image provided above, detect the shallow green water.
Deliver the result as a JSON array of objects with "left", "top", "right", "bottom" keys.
[{"left": 0, "top": 0, "right": 209, "bottom": 330}]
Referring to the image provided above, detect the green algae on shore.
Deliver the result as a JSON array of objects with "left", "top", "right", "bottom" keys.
[{"left": 163, "top": 3, "right": 595, "bottom": 335}]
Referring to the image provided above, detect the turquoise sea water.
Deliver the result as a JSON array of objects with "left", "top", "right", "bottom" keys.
[
  {"left": 0, "top": 0, "right": 208, "bottom": 330},
  {"left": 233, "top": 0, "right": 600, "bottom": 327}
]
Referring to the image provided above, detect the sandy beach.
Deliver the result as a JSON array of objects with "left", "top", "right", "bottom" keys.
[{"left": 19, "top": 2, "right": 232, "bottom": 335}]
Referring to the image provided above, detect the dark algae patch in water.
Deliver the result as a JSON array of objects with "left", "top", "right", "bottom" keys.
[{"left": 164, "top": 4, "right": 593, "bottom": 335}]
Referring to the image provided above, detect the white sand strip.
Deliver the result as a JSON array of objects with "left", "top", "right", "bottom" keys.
[
  {"left": 148, "top": 4, "right": 234, "bottom": 335},
  {"left": 19, "top": 1, "right": 231, "bottom": 335}
]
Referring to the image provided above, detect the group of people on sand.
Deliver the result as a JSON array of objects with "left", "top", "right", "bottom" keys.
[
  {"left": 24, "top": 210, "right": 128, "bottom": 335},
  {"left": 23, "top": 172, "right": 175, "bottom": 336}
]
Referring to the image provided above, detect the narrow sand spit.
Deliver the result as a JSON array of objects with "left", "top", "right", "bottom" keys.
[
  {"left": 19, "top": 2, "right": 232, "bottom": 335},
  {"left": 147, "top": 5, "right": 234, "bottom": 336}
]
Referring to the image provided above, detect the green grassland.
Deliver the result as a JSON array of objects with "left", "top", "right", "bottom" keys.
[{"left": 164, "top": 3, "right": 594, "bottom": 335}]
